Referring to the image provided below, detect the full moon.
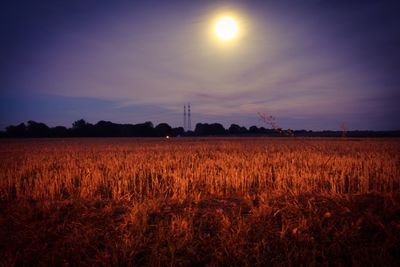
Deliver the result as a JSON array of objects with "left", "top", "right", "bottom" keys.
[{"left": 215, "top": 16, "right": 238, "bottom": 41}]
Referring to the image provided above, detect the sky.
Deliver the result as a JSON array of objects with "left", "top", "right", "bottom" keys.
[{"left": 1, "top": 0, "right": 399, "bottom": 131}]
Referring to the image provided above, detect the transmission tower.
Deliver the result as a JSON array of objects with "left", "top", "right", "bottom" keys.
[
  {"left": 183, "top": 105, "right": 187, "bottom": 131},
  {"left": 188, "top": 103, "right": 191, "bottom": 131}
]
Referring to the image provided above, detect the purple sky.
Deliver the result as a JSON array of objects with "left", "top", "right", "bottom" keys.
[{"left": 1, "top": 0, "right": 399, "bottom": 130}]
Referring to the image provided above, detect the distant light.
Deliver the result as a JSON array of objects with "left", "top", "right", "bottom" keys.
[{"left": 166, "top": 135, "right": 170, "bottom": 139}]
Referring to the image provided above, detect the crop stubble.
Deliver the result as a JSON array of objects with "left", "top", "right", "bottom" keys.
[{"left": 0, "top": 138, "right": 399, "bottom": 266}]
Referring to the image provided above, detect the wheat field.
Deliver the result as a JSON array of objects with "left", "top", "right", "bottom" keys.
[{"left": 1, "top": 138, "right": 399, "bottom": 266}]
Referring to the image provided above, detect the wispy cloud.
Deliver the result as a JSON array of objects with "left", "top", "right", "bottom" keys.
[{"left": 1, "top": 0, "right": 399, "bottom": 130}]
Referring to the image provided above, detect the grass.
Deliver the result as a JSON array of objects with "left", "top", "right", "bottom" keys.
[{"left": 0, "top": 137, "right": 399, "bottom": 266}]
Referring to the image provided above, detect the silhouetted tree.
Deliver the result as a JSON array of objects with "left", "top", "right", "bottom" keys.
[
  {"left": 6, "top": 123, "right": 27, "bottom": 137},
  {"left": 72, "top": 119, "right": 94, "bottom": 137},
  {"left": 94, "top": 121, "right": 120, "bottom": 137},
  {"left": 195, "top": 123, "right": 226, "bottom": 136},
  {"left": 72, "top": 119, "right": 88, "bottom": 130},
  {"left": 2, "top": 119, "right": 399, "bottom": 138},
  {"left": 120, "top": 124, "right": 135, "bottom": 137},
  {"left": 172, "top": 127, "right": 184, "bottom": 137},
  {"left": 228, "top": 124, "right": 248, "bottom": 135},
  {"left": 155, "top": 123, "right": 173, "bottom": 137},
  {"left": 51, "top": 126, "right": 69, "bottom": 137},
  {"left": 249, "top": 126, "right": 259, "bottom": 134},
  {"left": 209, "top": 123, "right": 226, "bottom": 135},
  {"left": 132, "top": 121, "right": 155, "bottom": 137},
  {"left": 27, "top": 121, "right": 51, "bottom": 137},
  {"left": 229, "top": 124, "right": 241, "bottom": 135},
  {"left": 194, "top": 123, "right": 206, "bottom": 136}
]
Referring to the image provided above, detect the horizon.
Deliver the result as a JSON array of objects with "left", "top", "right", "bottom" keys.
[
  {"left": 2, "top": 117, "right": 400, "bottom": 133},
  {"left": 1, "top": 0, "right": 400, "bottom": 131}
]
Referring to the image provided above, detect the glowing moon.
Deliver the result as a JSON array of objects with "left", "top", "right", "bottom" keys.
[{"left": 215, "top": 16, "right": 238, "bottom": 41}]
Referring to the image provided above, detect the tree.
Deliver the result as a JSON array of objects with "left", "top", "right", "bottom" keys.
[
  {"left": 132, "top": 121, "right": 155, "bottom": 136},
  {"left": 249, "top": 126, "right": 259, "bottom": 134},
  {"left": 6, "top": 123, "right": 27, "bottom": 137},
  {"left": 72, "top": 119, "right": 88, "bottom": 130},
  {"left": 155, "top": 123, "right": 173, "bottom": 137},
  {"left": 51, "top": 126, "right": 69, "bottom": 137},
  {"left": 195, "top": 123, "right": 206, "bottom": 136},
  {"left": 94, "top": 121, "right": 120, "bottom": 137},
  {"left": 228, "top": 124, "right": 241, "bottom": 135},
  {"left": 72, "top": 119, "right": 94, "bottom": 136},
  {"left": 195, "top": 123, "right": 226, "bottom": 136},
  {"left": 27, "top": 121, "right": 51, "bottom": 137},
  {"left": 208, "top": 123, "right": 226, "bottom": 135},
  {"left": 172, "top": 127, "right": 184, "bottom": 137}
]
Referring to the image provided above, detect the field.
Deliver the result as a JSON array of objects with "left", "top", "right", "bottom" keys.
[{"left": 1, "top": 138, "right": 399, "bottom": 266}]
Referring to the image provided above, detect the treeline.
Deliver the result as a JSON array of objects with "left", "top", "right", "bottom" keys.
[
  {"left": 1, "top": 119, "right": 399, "bottom": 138},
  {"left": 1, "top": 120, "right": 182, "bottom": 138}
]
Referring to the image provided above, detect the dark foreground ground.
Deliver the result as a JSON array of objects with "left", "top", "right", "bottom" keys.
[{"left": 1, "top": 193, "right": 399, "bottom": 266}]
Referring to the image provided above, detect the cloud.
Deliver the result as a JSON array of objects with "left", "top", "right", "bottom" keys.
[{"left": 1, "top": 0, "right": 399, "bottom": 130}]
